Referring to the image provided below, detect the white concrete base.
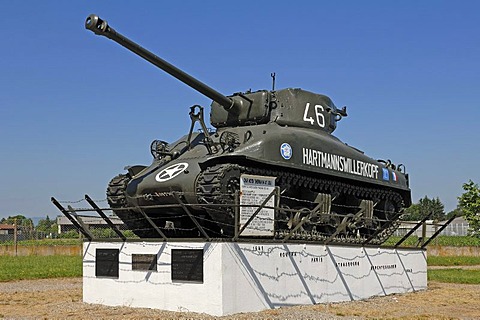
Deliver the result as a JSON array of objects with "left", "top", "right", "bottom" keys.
[{"left": 83, "top": 241, "right": 427, "bottom": 316}]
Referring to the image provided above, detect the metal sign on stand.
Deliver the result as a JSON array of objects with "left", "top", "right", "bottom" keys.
[{"left": 239, "top": 174, "right": 277, "bottom": 237}]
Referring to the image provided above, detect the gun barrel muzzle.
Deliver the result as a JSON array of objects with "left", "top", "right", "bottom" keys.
[{"left": 85, "top": 14, "right": 109, "bottom": 36}]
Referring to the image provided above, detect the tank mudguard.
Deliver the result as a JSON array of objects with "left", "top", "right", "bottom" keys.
[{"left": 201, "top": 124, "right": 411, "bottom": 204}]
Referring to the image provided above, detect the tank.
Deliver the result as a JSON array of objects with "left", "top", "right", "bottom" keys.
[{"left": 85, "top": 14, "right": 411, "bottom": 244}]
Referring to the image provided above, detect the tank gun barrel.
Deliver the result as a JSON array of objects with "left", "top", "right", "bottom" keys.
[{"left": 85, "top": 14, "right": 237, "bottom": 111}]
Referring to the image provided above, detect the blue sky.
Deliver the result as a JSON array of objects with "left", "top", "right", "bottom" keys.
[{"left": 1, "top": 1, "right": 478, "bottom": 220}]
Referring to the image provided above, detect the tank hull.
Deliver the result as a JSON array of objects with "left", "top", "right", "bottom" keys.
[{"left": 126, "top": 122, "right": 409, "bottom": 205}]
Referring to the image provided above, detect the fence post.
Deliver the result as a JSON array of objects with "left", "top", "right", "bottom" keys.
[
  {"left": 420, "top": 221, "right": 426, "bottom": 246},
  {"left": 13, "top": 218, "right": 18, "bottom": 257}
]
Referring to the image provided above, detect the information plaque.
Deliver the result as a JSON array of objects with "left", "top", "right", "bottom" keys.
[
  {"left": 95, "top": 248, "right": 119, "bottom": 278},
  {"left": 171, "top": 249, "right": 203, "bottom": 282},
  {"left": 132, "top": 254, "right": 157, "bottom": 271},
  {"left": 239, "top": 174, "right": 276, "bottom": 236}
]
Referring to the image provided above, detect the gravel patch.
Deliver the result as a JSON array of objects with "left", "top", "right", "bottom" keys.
[{"left": 1, "top": 278, "right": 479, "bottom": 319}]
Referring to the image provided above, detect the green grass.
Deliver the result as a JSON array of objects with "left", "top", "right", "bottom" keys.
[
  {"left": 0, "top": 255, "right": 82, "bottom": 281},
  {"left": 384, "top": 235, "right": 480, "bottom": 247},
  {"left": 427, "top": 255, "right": 480, "bottom": 266},
  {"left": 19, "top": 238, "right": 82, "bottom": 246},
  {"left": 383, "top": 235, "right": 419, "bottom": 247},
  {"left": 428, "top": 268, "right": 480, "bottom": 284},
  {"left": 427, "top": 256, "right": 480, "bottom": 284},
  {"left": 428, "top": 236, "right": 480, "bottom": 246},
  {"left": 0, "top": 238, "right": 82, "bottom": 246}
]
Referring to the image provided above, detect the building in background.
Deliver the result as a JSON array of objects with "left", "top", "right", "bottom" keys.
[
  {"left": 394, "top": 216, "right": 470, "bottom": 237},
  {"left": 56, "top": 215, "right": 126, "bottom": 234}
]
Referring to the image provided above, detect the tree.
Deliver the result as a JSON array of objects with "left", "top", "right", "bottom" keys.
[
  {"left": 36, "top": 215, "right": 57, "bottom": 234},
  {"left": 0, "top": 215, "right": 34, "bottom": 238},
  {"left": 402, "top": 196, "right": 445, "bottom": 221},
  {"left": 458, "top": 180, "right": 480, "bottom": 237},
  {"left": 446, "top": 207, "right": 464, "bottom": 220},
  {"left": 402, "top": 203, "right": 421, "bottom": 221},
  {"left": 0, "top": 215, "right": 34, "bottom": 228}
]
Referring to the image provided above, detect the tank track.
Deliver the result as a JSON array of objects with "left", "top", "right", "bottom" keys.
[
  {"left": 196, "top": 163, "right": 403, "bottom": 245},
  {"left": 106, "top": 174, "right": 155, "bottom": 238}
]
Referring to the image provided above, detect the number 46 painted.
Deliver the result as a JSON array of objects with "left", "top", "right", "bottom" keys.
[{"left": 303, "top": 103, "right": 325, "bottom": 127}]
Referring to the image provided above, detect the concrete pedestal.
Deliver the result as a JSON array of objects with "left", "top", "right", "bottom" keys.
[{"left": 83, "top": 241, "right": 427, "bottom": 316}]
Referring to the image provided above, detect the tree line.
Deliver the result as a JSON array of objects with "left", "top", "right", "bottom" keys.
[
  {"left": 0, "top": 215, "right": 57, "bottom": 234},
  {"left": 401, "top": 180, "right": 479, "bottom": 237}
]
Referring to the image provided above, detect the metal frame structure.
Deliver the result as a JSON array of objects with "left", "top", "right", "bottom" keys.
[
  {"left": 51, "top": 193, "right": 457, "bottom": 248},
  {"left": 420, "top": 215, "right": 458, "bottom": 248}
]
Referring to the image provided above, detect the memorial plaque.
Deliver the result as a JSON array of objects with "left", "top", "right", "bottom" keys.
[
  {"left": 95, "top": 248, "right": 119, "bottom": 278},
  {"left": 132, "top": 254, "right": 157, "bottom": 271},
  {"left": 171, "top": 249, "right": 203, "bottom": 282}
]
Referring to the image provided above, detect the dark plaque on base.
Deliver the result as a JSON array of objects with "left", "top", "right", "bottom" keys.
[{"left": 171, "top": 249, "right": 203, "bottom": 282}]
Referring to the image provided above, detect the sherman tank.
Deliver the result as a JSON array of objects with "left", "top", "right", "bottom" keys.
[{"left": 85, "top": 14, "right": 411, "bottom": 244}]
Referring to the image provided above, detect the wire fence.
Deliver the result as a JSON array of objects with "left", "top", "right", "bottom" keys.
[
  {"left": 438, "top": 223, "right": 470, "bottom": 236},
  {"left": 2, "top": 189, "right": 463, "bottom": 249},
  {"left": 393, "top": 221, "right": 470, "bottom": 237},
  {"left": 0, "top": 229, "right": 61, "bottom": 244},
  {"left": 45, "top": 189, "right": 455, "bottom": 248}
]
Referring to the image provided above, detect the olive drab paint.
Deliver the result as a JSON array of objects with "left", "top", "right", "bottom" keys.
[{"left": 85, "top": 14, "right": 411, "bottom": 243}]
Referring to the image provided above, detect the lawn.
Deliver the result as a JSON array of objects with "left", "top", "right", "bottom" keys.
[
  {"left": 0, "top": 255, "right": 82, "bottom": 282},
  {"left": 426, "top": 255, "right": 480, "bottom": 284},
  {"left": 427, "top": 255, "right": 480, "bottom": 266},
  {"left": 384, "top": 235, "right": 480, "bottom": 247},
  {"left": 428, "top": 269, "right": 480, "bottom": 284}
]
